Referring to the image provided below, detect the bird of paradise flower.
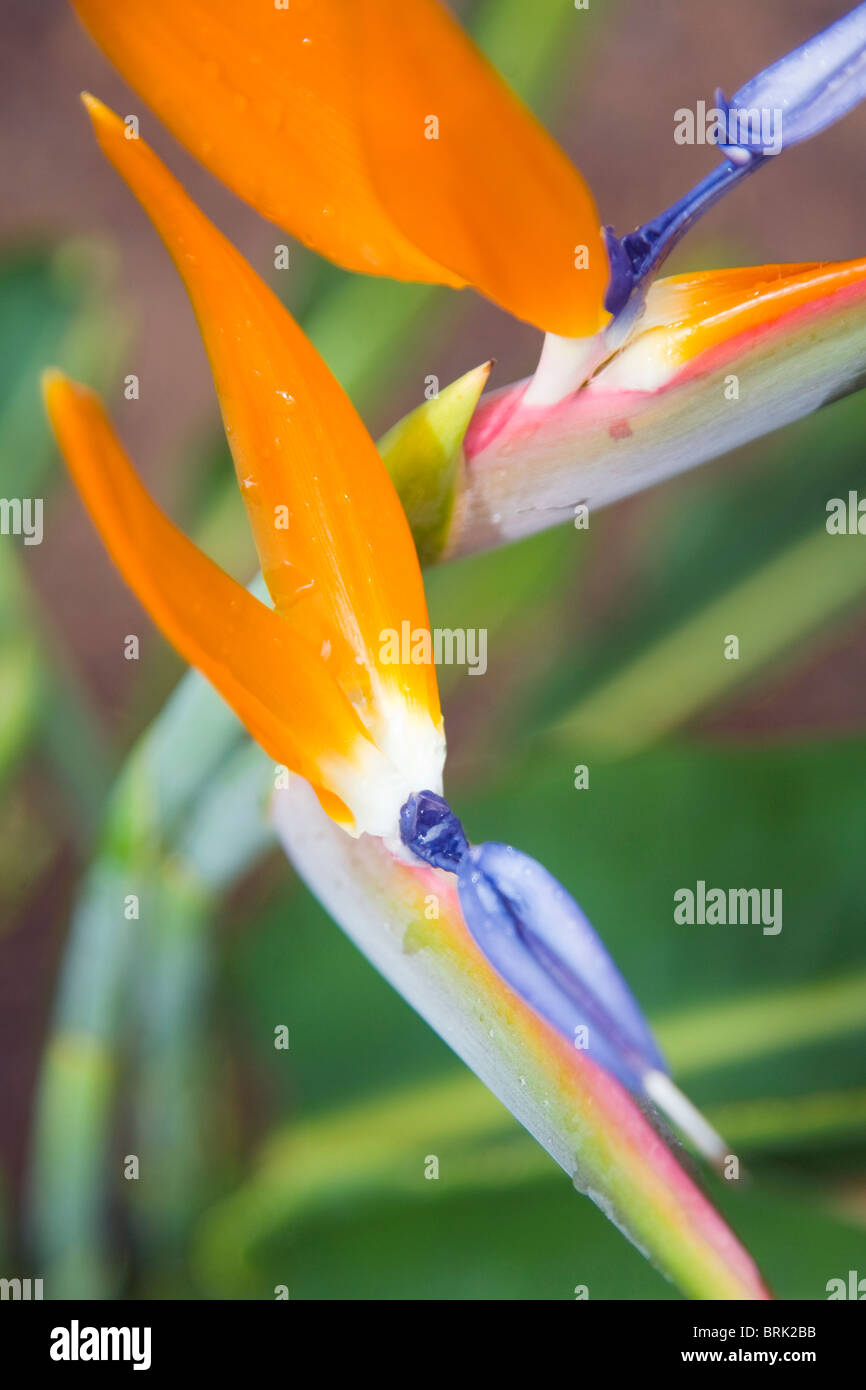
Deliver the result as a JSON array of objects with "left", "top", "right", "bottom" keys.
[{"left": 43, "top": 0, "right": 866, "bottom": 1298}]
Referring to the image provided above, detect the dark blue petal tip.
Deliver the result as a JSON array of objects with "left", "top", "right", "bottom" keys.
[{"left": 399, "top": 790, "right": 469, "bottom": 872}]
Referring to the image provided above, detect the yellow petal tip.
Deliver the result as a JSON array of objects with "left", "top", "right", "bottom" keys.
[
  {"left": 79, "top": 90, "right": 102, "bottom": 117},
  {"left": 79, "top": 91, "right": 123, "bottom": 140},
  {"left": 41, "top": 367, "right": 72, "bottom": 411}
]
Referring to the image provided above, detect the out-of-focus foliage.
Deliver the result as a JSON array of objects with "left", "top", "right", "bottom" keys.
[{"left": 0, "top": 245, "right": 121, "bottom": 862}]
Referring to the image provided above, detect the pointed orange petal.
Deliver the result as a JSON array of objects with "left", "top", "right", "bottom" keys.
[
  {"left": 42, "top": 369, "right": 372, "bottom": 828},
  {"left": 71, "top": 0, "right": 607, "bottom": 336},
  {"left": 353, "top": 0, "right": 609, "bottom": 337},
  {"left": 81, "top": 94, "right": 442, "bottom": 762},
  {"left": 623, "top": 259, "right": 866, "bottom": 385},
  {"left": 71, "top": 0, "right": 461, "bottom": 285}
]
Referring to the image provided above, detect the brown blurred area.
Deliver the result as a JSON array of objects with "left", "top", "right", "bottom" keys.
[{"left": 1, "top": 0, "right": 866, "bottom": 1226}]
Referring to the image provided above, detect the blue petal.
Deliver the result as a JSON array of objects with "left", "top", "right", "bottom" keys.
[
  {"left": 604, "top": 3, "right": 866, "bottom": 318},
  {"left": 723, "top": 2, "right": 866, "bottom": 156},
  {"left": 456, "top": 842, "right": 667, "bottom": 1091}
]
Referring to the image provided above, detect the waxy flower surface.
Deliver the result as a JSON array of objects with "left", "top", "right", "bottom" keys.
[
  {"left": 71, "top": 0, "right": 610, "bottom": 337},
  {"left": 48, "top": 97, "right": 445, "bottom": 842},
  {"left": 72, "top": 0, "right": 866, "bottom": 411}
]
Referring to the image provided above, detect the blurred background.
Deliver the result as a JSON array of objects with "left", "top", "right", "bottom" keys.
[{"left": 2, "top": 0, "right": 866, "bottom": 1299}]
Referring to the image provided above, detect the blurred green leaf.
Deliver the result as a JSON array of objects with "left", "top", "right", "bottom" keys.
[
  {"left": 550, "top": 524, "right": 866, "bottom": 754},
  {"left": 0, "top": 242, "right": 124, "bottom": 818},
  {"left": 532, "top": 388, "right": 866, "bottom": 744},
  {"left": 193, "top": 1062, "right": 866, "bottom": 1299}
]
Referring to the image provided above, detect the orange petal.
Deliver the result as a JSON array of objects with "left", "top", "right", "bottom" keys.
[
  {"left": 620, "top": 259, "right": 866, "bottom": 386},
  {"left": 81, "top": 94, "right": 442, "bottom": 762},
  {"left": 71, "top": 0, "right": 456, "bottom": 287},
  {"left": 352, "top": 0, "right": 609, "bottom": 337},
  {"left": 71, "top": 0, "right": 608, "bottom": 336},
  {"left": 42, "top": 370, "right": 370, "bottom": 828}
]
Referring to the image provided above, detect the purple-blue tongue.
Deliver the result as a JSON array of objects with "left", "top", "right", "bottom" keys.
[{"left": 399, "top": 791, "right": 667, "bottom": 1093}]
